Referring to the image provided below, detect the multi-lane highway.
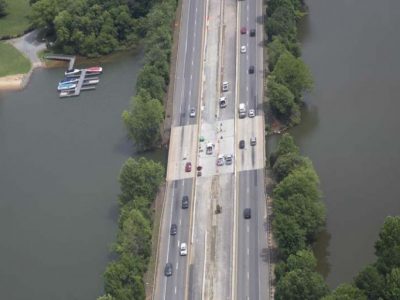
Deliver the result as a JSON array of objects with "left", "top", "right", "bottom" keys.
[
  {"left": 236, "top": 0, "right": 269, "bottom": 297},
  {"left": 153, "top": 0, "right": 205, "bottom": 298},
  {"left": 154, "top": 0, "right": 269, "bottom": 298}
]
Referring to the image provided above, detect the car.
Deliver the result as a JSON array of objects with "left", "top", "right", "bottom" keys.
[
  {"left": 240, "top": 45, "right": 247, "bottom": 53},
  {"left": 243, "top": 208, "right": 251, "bottom": 219},
  {"left": 225, "top": 154, "right": 233, "bottom": 165},
  {"left": 239, "top": 140, "right": 245, "bottom": 149},
  {"left": 189, "top": 108, "right": 196, "bottom": 117},
  {"left": 164, "top": 263, "right": 173, "bottom": 276},
  {"left": 216, "top": 154, "right": 224, "bottom": 166},
  {"left": 249, "top": 65, "right": 254, "bottom": 74},
  {"left": 248, "top": 109, "right": 255, "bottom": 118},
  {"left": 240, "top": 27, "right": 247, "bottom": 34},
  {"left": 250, "top": 29, "right": 256, "bottom": 37},
  {"left": 170, "top": 224, "right": 177, "bottom": 235},
  {"left": 250, "top": 136, "right": 256, "bottom": 146},
  {"left": 185, "top": 162, "right": 192, "bottom": 172},
  {"left": 222, "top": 81, "right": 229, "bottom": 92},
  {"left": 182, "top": 195, "right": 189, "bottom": 209},
  {"left": 180, "top": 242, "right": 188, "bottom": 256},
  {"left": 219, "top": 96, "right": 227, "bottom": 108}
]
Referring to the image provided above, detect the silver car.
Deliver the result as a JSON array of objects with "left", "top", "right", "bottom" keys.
[{"left": 248, "top": 109, "right": 255, "bottom": 118}]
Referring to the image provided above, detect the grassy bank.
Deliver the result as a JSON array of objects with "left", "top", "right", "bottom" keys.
[
  {"left": 0, "top": 42, "right": 31, "bottom": 76},
  {"left": 0, "top": 0, "right": 31, "bottom": 38}
]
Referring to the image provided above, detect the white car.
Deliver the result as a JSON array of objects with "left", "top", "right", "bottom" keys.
[
  {"left": 240, "top": 45, "right": 247, "bottom": 53},
  {"left": 216, "top": 154, "right": 225, "bottom": 166},
  {"left": 248, "top": 109, "right": 255, "bottom": 118},
  {"left": 189, "top": 108, "right": 196, "bottom": 117},
  {"left": 222, "top": 81, "right": 229, "bottom": 92},
  {"left": 225, "top": 154, "right": 233, "bottom": 165},
  {"left": 180, "top": 242, "right": 187, "bottom": 256}
]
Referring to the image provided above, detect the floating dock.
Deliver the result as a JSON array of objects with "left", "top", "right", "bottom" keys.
[{"left": 44, "top": 54, "right": 102, "bottom": 98}]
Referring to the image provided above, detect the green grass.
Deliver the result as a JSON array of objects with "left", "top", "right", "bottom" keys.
[
  {"left": 0, "top": 42, "right": 31, "bottom": 76},
  {"left": 0, "top": 0, "right": 32, "bottom": 38}
]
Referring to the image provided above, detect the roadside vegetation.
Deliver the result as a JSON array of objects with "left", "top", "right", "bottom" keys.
[
  {"left": 98, "top": 0, "right": 178, "bottom": 299},
  {"left": 0, "top": 0, "right": 31, "bottom": 39},
  {"left": 123, "top": 0, "right": 178, "bottom": 152},
  {"left": 0, "top": 42, "right": 31, "bottom": 76},
  {"left": 270, "top": 134, "right": 329, "bottom": 299},
  {"left": 268, "top": 1, "right": 400, "bottom": 299},
  {"left": 266, "top": 0, "right": 312, "bottom": 127}
]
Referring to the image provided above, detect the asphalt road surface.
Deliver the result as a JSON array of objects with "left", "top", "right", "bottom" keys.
[{"left": 153, "top": 0, "right": 205, "bottom": 298}]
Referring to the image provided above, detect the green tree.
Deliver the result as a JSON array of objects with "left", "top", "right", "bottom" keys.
[
  {"left": 273, "top": 152, "right": 309, "bottom": 182},
  {"left": 119, "top": 196, "right": 152, "bottom": 225},
  {"left": 354, "top": 265, "right": 385, "bottom": 300},
  {"left": 136, "top": 65, "right": 166, "bottom": 101},
  {"left": 272, "top": 51, "right": 313, "bottom": 100},
  {"left": 375, "top": 216, "right": 400, "bottom": 274},
  {"left": 268, "top": 76, "right": 300, "bottom": 125},
  {"left": 275, "top": 192, "right": 325, "bottom": 240},
  {"left": 273, "top": 214, "right": 306, "bottom": 259},
  {"left": 268, "top": 37, "right": 287, "bottom": 71},
  {"left": 118, "top": 157, "right": 164, "bottom": 204},
  {"left": 122, "top": 89, "right": 164, "bottom": 151},
  {"left": 273, "top": 166, "right": 320, "bottom": 202},
  {"left": 0, "top": 0, "right": 7, "bottom": 17},
  {"left": 115, "top": 209, "right": 152, "bottom": 259},
  {"left": 275, "top": 249, "right": 317, "bottom": 281},
  {"left": 384, "top": 268, "right": 400, "bottom": 299},
  {"left": 267, "top": 5, "right": 297, "bottom": 41},
  {"left": 322, "top": 283, "right": 366, "bottom": 300},
  {"left": 103, "top": 254, "right": 146, "bottom": 300},
  {"left": 276, "top": 133, "right": 299, "bottom": 157},
  {"left": 275, "top": 269, "right": 329, "bottom": 300}
]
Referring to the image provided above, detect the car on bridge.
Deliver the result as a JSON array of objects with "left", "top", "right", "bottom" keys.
[
  {"left": 164, "top": 263, "right": 173, "bottom": 276},
  {"left": 170, "top": 224, "right": 177, "bottom": 235},
  {"left": 243, "top": 208, "right": 251, "bottom": 219},
  {"left": 182, "top": 196, "right": 189, "bottom": 209},
  {"left": 185, "top": 162, "right": 192, "bottom": 172},
  {"left": 180, "top": 242, "right": 188, "bottom": 256}
]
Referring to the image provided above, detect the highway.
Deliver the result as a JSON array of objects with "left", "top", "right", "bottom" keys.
[
  {"left": 236, "top": 0, "right": 269, "bottom": 297},
  {"left": 154, "top": 0, "right": 269, "bottom": 298},
  {"left": 153, "top": 0, "right": 205, "bottom": 298}
]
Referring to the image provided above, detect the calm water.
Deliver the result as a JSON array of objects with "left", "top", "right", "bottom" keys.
[
  {"left": 290, "top": 0, "right": 400, "bottom": 287},
  {"left": 0, "top": 51, "right": 164, "bottom": 299}
]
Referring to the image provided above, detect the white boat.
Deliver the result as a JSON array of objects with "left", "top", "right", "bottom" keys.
[
  {"left": 86, "top": 66, "right": 103, "bottom": 73},
  {"left": 83, "top": 79, "right": 99, "bottom": 85},
  {"left": 65, "top": 69, "right": 81, "bottom": 76}
]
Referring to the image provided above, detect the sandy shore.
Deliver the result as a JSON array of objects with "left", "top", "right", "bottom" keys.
[{"left": 0, "top": 74, "right": 25, "bottom": 90}]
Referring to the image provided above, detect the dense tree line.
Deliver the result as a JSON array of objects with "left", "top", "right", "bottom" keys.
[
  {"left": 271, "top": 134, "right": 330, "bottom": 299},
  {"left": 266, "top": 0, "right": 312, "bottom": 126},
  {"left": 98, "top": 157, "right": 164, "bottom": 300},
  {"left": 123, "top": 0, "right": 177, "bottom": 151},
  {"left": 29, "top": 0, "right": 155, "bottom": 56}
]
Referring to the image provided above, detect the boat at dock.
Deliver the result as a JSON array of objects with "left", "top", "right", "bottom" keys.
[
  {"left": 59, "top": 90, "right": 77, "bottom": 98},
  {"left": 57, "top": 83, "right": 77, "bottom": 91},
  {"left": 83, "top": 79, "right": 100, "bottom": 85},
  {"left": 59, "top": 78, "right": 79, "bottom": 85},
  {"left": 65, "top": 69, "right": 81, "bottom": 76},
  {"left": 86, "top": 67, "right": 102, "bottom": 73}
]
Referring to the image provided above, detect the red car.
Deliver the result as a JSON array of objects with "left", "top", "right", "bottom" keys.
[
  {"left": 240, "top": 27, "right": 247, "bottom": 34},
  {"left": 185, "top": 162, "right": 192, "bottom": 172}
]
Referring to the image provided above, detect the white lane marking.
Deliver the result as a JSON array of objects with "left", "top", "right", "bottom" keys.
[
  {"left": 247, "top": 225, "right": 250, "bottom": 233},
  {"left": 176, "top": 260, "right": 179, "bottom": 270},
  {"left": 247, "top": 271, "right": 250, "bottom": 280},
  {"left": 163, "top": 186, "right": 176, "bottom": 300},
  {"left": 247, "top": 247, "right": 249, "bottom": 255},
  {"left": 175, "top": 286, "right": 177, "bottom": 294}
]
